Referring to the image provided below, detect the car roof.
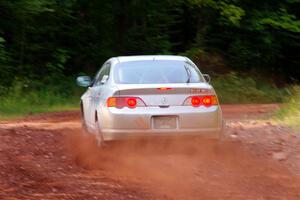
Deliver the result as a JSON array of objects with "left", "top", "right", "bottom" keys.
[{"left": 115, "top": 55, "right": 188, "bottom": 63}]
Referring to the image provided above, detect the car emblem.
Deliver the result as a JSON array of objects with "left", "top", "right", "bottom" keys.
[{"left": 161, "top": 97, "right": 168, "bottom": 105}]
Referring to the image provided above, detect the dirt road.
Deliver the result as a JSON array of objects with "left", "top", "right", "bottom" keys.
[{"left": 0, "top": 105, "right": 299, "bottom": 200}]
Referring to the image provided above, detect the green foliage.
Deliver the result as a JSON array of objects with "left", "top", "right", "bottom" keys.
[
  {"left": 46, "top": 49, "right": 70, "bottom": 74},
  {"left": 219, "top": 4, "right": 245, "bottom": 26},
  {"left": 0, "top": 92, "right": 78, "bottom": 119},
  {"left": 15, "top": 0, "right": 55, "bottom": 15},
  {"left": 181, "top": 48, "right": 228, "bottom": 74},
  {"left": 203, "top": 0, "right": 245, "bottom": 26},
  {"left": 0, "top": 0, "right": 299, "bottom": 84},
  {"left": 189, "top": 0, "right": 300, "bottom": 78},
  {"left": 212, "top": 72, "right": 286, "bottom": 104},
  {"left": 260, "top": 9, "right": 300, "bottom": 33},
  {"left": 0, "top": 37, "right": 12, "bottom": 86},
  {"left": 0, "top": 79, "right": 80, "bottom": 118},
  {"left": 275, "top": 86, "right": 300, "bottom": 131}
]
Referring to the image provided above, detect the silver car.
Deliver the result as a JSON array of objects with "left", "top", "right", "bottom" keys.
[{"left": 77, "top": 55, "right": 223, "bottom": 145}]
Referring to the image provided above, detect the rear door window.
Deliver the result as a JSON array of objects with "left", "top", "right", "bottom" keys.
[{"left": 94, "top": 62, "right": 111, "bottom": 86}]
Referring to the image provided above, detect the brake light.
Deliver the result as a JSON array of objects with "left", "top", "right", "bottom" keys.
[
  {"left": 157, "top": 87, "right": 172, "bottom": 91},
  {"left": 183, "top": 95, "right": 218, "bottom": 107},
  {"left": 107, "top": 97, "right": 145, "bottom": 109},
  {"left": 191, "top": 96, "right": 201, "bottom": 107},
  {"left": 127, "top": 98, "right": 137, "bottom": 108}
]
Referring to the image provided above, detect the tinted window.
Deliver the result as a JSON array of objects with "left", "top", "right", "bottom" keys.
[
  {"left": 114, "top": 60, "right": 203, "bottom": 84},
  {"left": 94, "top": 62, "right": 111, "bottom": 86}
]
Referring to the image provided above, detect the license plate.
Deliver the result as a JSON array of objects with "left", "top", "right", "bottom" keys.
[{"left": 153, "top": 116, "right": 177, "bottom": 129}]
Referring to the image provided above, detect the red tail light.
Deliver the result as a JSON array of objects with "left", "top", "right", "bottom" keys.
[
  {"left": 127, "top": 98, "right": 137, "bottom": 108},
  {"left": 191, "top": 96, "right": 201, "bottom": 107},
  {"left": 184, "top": 95, "right": 218, "bottom": 107},
  {"left": 157, "top": 87, "right": 172, "bottom": 91},
  {"left": 107, "top": 97, "right": 145, "bottom": 109}
]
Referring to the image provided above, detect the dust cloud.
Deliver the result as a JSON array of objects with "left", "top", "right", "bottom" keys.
[{"left": 65, "top": 130, "right": 274, "bottom": 200}]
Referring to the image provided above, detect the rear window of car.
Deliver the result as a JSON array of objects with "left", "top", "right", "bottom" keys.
[{"left": 114, "top": 60, "right": 204, "bottom": 84}]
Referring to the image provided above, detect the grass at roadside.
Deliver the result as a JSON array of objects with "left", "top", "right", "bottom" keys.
[
  {"left": 212, "top": 72, "right": 287, "bottom": 104},
  {"left": 0, "top": 93, "right": 79, "bottom": 120},
  {"left": 0, "top": 108, "right": 78, "bottom": 120},
  {"left": 274, "top": 86, "right": 300, "bottom": 132},
  {"left": 0, "top": 79, "right": 81, "bottom": 120}
]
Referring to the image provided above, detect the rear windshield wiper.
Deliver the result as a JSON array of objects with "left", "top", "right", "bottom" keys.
[{"left": 184, "top": 65, "right": 191, "bottom": 83}]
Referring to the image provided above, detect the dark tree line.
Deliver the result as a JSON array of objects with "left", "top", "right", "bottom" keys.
[{"left": 0, "top": 0, "right": 299, "bottom": 89}]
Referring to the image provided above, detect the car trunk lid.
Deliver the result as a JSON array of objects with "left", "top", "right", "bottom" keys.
[{"left": 116, "top": 83, "right": 213, "bottom": 107}]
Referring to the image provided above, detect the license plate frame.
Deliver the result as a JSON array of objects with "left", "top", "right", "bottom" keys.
[{"left": 153, "top": 116, "right": 177, "bottom": 129}]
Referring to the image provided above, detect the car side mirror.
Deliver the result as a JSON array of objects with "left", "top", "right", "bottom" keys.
[
  {"left": 76, "top": 76, "right": 92, "bottom": 87},
  {"left": 101, "top": 75, "right": 109, "bottom": 84},
  {"left": 203, "top": 74, "right": 211, "bottom": 83}
]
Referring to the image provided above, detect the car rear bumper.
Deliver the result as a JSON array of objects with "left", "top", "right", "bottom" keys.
[
  {"left": 99, "top": 105, "right": 223, "bottom": 141},
  {"left": 101, "top": 127, "right": 222, "bottom": 141}
]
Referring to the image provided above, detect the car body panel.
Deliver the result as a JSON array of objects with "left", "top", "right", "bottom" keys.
[{"left": 80, "top": 55, "right": 223, "bottom": 141}]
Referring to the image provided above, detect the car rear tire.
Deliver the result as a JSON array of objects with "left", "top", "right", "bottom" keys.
[
  {"left": 218, "top": 120, "right": 225, "bottom": 142},
  {"left": 95, "top": 121, "right": 105, "bottom": 147},
  {"left": 80, "top": 102, "right": 89, "bottom": 136},
  {"left": 81, "top": 117, "right": 89, "bottom": 136}
]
